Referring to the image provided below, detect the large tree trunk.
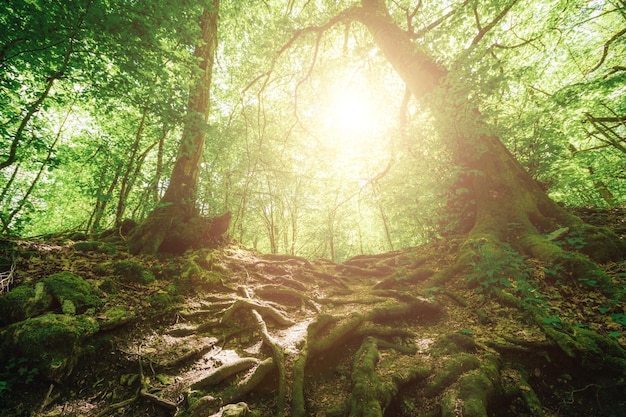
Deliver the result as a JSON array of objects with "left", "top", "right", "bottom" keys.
[
  {"left": 355, "top": 0, "right": 624, "bottom": 273},
  {"left": 128, "top": 1, "right": 223, "bottom": 255}
]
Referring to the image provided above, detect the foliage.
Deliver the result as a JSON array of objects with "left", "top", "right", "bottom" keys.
[
  {"left": 0, "top": 357, "right": 39, "bottom": 399},
  {"left": 467, "top": 240, "right": 531, "bottom": 293},
  {"left": 0, "top": 0, "right": 624, "bottom": 260}
]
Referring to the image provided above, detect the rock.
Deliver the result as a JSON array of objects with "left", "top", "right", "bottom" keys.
[
  {"left": 221, "top": 402, "right": 250, "bottom": 417},
  {"left": 1, "top": 313, "right": 99, "bottom": 381}
]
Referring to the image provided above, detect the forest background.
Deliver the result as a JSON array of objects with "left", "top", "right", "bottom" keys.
[{"left": 1, "top": 0, "right": 624, "bottom": 261}]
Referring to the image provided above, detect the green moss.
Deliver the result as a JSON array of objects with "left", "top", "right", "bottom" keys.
[
  {"left": 560, "top": 253, "right": 614, "bottom": 295},
  {"left": 572, "top": 327, "right": 626, "bottom": 370},
  {"left": 577, "top": 224, "right": 626, "bottom": 263},
  {"left": 435, "top": 333, "right": 478, "bottom": 354},
  {"left": 73, "top": 241, "right": 100, "bottom": 252},
  {"left": 3, "top": 313, "right": 99, "bottom": 380},
  {"left": 0, "top": 284, "right": 52, "bottom": 326},
  {"left": 0, "top": 286, "right": 35, "bottom": 326},
  {"left": 93, "top": 261, "right": 112, "bottom": 276},
  {"left": 113, "top": 260, "right": 154, "bottom": 284},
  {"left": 346, "top": 337, "right": 386, "bottom": 417},
  {"left": 440, "top": 354, "right": 498, "bottom": 417},
  {"left": 98, "top": 279, "right": 117, "bottom": 293},
  {"left": 456, "top": 372, "right": 491, "bottom": 417},
  {"left": 43, "top": 272, "right": 102, "bottom": 314},
  {"left": 181, "top": 260, "right": 204, "bottom": 281},
  {"left": 99, "top": 306, "right": 134, "bottom": 329},
  {"left": 61, "top": 299, "right": 76, "bottom": 315},
  {"left": 147, "top": 292, "right": 182, "bottom": 310},
  {"left": 424, "top": 353, "right": 480, "bottom": 396},
  {"left": 97, "top": 243, "right": 118, "bottom": 255},
  {"left": 69, "top": 232, "right": 88, "bottom": 241}
]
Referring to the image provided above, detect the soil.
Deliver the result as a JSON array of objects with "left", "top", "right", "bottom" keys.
[{"left": 0, "top": 207, "right": 625, "bottom": 417}]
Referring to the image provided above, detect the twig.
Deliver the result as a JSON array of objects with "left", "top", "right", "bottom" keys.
[{"left": 38, "top": 384, "right": 55, "bottom": 414}]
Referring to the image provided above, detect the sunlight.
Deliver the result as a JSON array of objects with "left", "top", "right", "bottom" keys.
[
  {"left": 314, "top": 78, "right": 391, "bottom": 167},
  {"left": 301, "top": 68, "right": 402, "bottom": 187},
  {"left": 325, "top": 90, "right": 378, "bottom": 136}
]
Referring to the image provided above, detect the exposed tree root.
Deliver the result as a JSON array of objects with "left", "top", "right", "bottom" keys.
[
  {"left": 221, "top": 298, "right": 295, "bottom": 326},
  {"left": 191, "top": 357, "right": 260, "bottom": 390},
  {"left": 20, "top": 230, "right": 624, "bottom": 417}
]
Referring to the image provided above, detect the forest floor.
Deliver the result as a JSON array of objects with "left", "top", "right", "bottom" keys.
[{"left": 1, "top": 207, "right": 625, "bottom": 417}]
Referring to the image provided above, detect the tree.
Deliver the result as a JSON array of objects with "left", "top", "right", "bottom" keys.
[
  {"left": 344, "top": 0, "right": 625, "bottom": 272},
  {"left": 205, "top": 1, "right": 624, "bottom": 415},
  {"left": 127, "top": 1, "right": 223, "bottom": 255}
]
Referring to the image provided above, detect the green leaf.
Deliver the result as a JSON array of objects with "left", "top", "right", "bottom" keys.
[{"left": 610, "top": 313, "right": 626, "bottom": 326}]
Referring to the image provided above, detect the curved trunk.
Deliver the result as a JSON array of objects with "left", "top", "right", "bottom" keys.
[{"left": 355, "top": 0, "right": 625, "bottom": 268}]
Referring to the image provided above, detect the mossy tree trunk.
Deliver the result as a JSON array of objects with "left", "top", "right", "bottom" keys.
[
  {"left": 128, "top": 1, "right": 220, "bottom": 255},
  {"left": 354, "top": 0, "right": 625, "bottom": 274}
]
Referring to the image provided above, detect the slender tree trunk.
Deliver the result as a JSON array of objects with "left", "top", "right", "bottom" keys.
[
  {"left": 151, "top": 126, "right": 168, "bottom": 203},
  {"left": 114, "top": 108, "right": 147, "bottom": 226},
  {"left": 0, "top": 32, "right": 77, "bottom": 171},
  {"left": 128, "top": 1, "right": 220, "bottom": 254},
  {"left": 90, "top": 166, "right": 120, "bottom": 233},
  {"left": 0, "top": 162, "right": 21, "bottom": 205},
  {"left": 372, "top": 183, "right": 394, "bottom": 251},
  {"left": 1, "top": 102, "right": 73, "bottom": 233}
]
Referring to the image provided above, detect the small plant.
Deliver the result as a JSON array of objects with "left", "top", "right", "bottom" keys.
[
  {"left": 543, "top": 263, "right": 565, "bottom": 279},
  {"left": 578, "top": 277, "right": 598, "bottom": 288},
  {"left": 424, "top": 286, "right": 445, "bottom": 298},
  {"left": 610, "top": 313, "right": 626, "bottom": 326},
  {"left": 542, "top": 316, "right": 563, "bottom": 329},
  {"left": 467, "top": 240, "right": 530, "bottom": 292},
  {"left": 0, "top": 357, "right": 39, "bottom": 398},
  {"left": 564, "top": 231, "right": 586, "bottom": 250},
  {"left": 554, "top": 230, "right": 586, "bottom": 250}
]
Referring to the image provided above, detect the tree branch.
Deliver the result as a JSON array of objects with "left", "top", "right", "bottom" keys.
[
  {"left": 411, "top": 0, "right": 471, "bottom": 39},
  {"left": 472, "top": 0, "right": 521, "bottom": 46},
  {"left": 587, "top": 27, "right": 626, "bottom": 74}
]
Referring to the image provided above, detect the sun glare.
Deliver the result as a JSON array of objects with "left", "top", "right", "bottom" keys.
[
  {"left": 327, "top": 92, "right": 376, "bottom": 134},
  {"left": 325, "top": 89, "right": 379, "bottom": 137}
]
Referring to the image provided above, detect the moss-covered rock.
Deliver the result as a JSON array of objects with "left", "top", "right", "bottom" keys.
[
  {"left": 69, "top": 231, "right": 88, "bottom": 241},
  {"left": 0, "top": 283, "right": 52, "bottom": 326},
  {"left": 0, "top": 286, "right": 35, "bottom": 326},
  {"left": 113, "top": 260, "right": 155, "bottom": 284},
  {"left": 99, "top": 306, "right": 134, "bottom": 330},
  {"left": 73, "top": 241, "right": 100, "bottom": 252},
  {"left": 43, "top": 272, "right": 102, "bottom": 314},
  {"left": 147, "top": 291, "right": 183, "bottom": 310},
  {"left": 1, "top": 313, "right": 99, "bottom": 381}
]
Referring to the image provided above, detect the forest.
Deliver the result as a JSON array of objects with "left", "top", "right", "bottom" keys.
[{"left": 0, "top": 0, "right": 625, "bottom": 416}]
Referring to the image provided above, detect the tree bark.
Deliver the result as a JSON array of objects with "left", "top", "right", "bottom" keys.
[
  {"left": 354, "top": 0, "right": 625, "bottom": 268},
  {"left": 128, "top": 1, "right": 221, "bottom": 255}
]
